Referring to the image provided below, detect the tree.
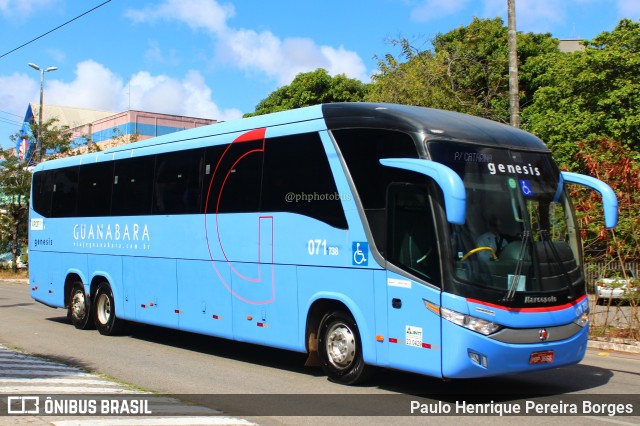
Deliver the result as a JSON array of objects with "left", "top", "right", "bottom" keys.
[
  {"left": 507, "top": 0, "right": 520, "bottom": 127},
  {"left": 570, "top": 138, "right": 639, "bottom": 264},
  {"left": 10, "top": 117, "right": 76, "bottom": 162},
  {"left": 0, "top": 151, "right": 31, "bottom": 271},
  {"left": 522, "top": 19, "right": 640, "bottom": 170},
  {"left": 0, "top": 118, "right": 76, "bottom": 271},
  {"left": 572, "top": 138, "right": 639, "bottom": 340},
  {"left": 245, "top": 69, "right": 369, "bottom": 117},
  {"left": 366, "top": 18, "right": 558, "bottom": 123},
  {"left": 367, "top": 38, "right": 460, "bottom": 111}
]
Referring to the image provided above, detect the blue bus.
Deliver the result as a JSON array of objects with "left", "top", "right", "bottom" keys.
[{"left": 29, "top": 103, "right": 617, "bottom": 384}]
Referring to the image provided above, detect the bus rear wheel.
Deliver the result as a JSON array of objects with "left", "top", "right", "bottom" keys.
[
  {"left": 317, "top": 311, "right": 371, "bottom": 385},
  {"left": 69, "top": 282, "right": 93, "bottom": 330},
  {"left": 94, "top": 283, "right": 123, "bottom": 336}
]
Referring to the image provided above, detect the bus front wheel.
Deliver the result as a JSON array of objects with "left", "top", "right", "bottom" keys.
[
  {"left": 94, "top": 283, "right": 123, "bottom": 336},
  {"left": 317, "top": 311, "right": 371, "bottom": 385},
  {"left": 69, "top": 282, "right": 93, "bottom": 330}
]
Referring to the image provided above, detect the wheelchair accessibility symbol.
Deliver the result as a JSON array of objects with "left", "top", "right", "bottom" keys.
[
  {"left": 352, "top": 242, "right": 369, "bottom": 266},
  {"left": 519, "top": 180, "right": 533, "bottom": 197}
]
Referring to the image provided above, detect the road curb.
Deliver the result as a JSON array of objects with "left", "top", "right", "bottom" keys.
[{"left": 587, "top": 339, "right": 640, "bottom": 354}]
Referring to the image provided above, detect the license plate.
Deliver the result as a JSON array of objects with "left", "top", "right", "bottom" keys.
[{"left": 529, "top": 350, "right": 554, "bottom": 364}]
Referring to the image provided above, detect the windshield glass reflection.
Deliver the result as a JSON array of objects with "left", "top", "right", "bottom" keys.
[{"left": 428, "top": 141, "right": 583, "bottom": 295}]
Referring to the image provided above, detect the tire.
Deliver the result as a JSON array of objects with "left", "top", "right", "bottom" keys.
[
  {"left": 317, "top": 311, "right": 371, "bottom": 385},
  {"left": 68, "top": 282, "right": 94, "bottom": 330},
  {"left": 94, "top": 282, "right": 123, "bottom": 336}
]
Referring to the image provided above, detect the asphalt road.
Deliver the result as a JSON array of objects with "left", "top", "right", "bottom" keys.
[{"left": 1, "top": 279, "right": 639, "bottom": 425}]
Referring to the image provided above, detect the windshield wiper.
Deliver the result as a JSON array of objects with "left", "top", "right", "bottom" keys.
[
  {"left": 540, "top": 230, "right": 577, "bottom": 301},
  {"left": 504, "top": 230, "right": 530, "bottom": 302}
]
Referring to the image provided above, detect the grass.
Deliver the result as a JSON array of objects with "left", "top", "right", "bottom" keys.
[
  {"left": 0, "top": 269, "right": 28, "bottom": 280},
  {"left": 590, "top": 325, "right": 638, "bottom": 340}
]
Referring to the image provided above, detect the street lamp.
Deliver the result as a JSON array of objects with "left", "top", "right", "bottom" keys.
[{"left": 28, "top": 62, "right": 58, "bottom": 163}]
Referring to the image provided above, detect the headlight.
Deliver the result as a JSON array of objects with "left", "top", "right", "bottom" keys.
[
  {"left": 440, "top": 307, "right": 503, "bottom": 336},
  {"left": 573, "top": 308, "right": 589, "bottom": 328}
]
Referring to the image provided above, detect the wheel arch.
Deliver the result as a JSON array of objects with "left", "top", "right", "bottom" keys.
[
  {"left": 64, "top": 271, "right": 86, "bottom": 308},
  {"left": 304, "top": 293, "right": 375, "bottom": 365},
  {"left": 88, "top": 272, "right": 116, "bottom": 300}
]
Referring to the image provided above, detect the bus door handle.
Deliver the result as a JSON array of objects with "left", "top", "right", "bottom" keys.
[{"left": 392, "top": 298, "right": 402, "bottom": 309}]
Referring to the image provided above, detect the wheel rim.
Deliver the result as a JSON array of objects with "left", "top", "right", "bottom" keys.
[
  {"left": 71, "top": 290, "right": 86, "bottom": 320},
  {"left": 96, "top": 293, "right": 111, "bottom": 325},
  {"left": 325, "top": 322, "right": 356, "bottom": 370}
]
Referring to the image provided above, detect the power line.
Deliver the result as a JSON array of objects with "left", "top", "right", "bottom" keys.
[
  {"left": 0, "top": 110, "right": 22, "bottom": 118},
  {"left": 0, "top": 117, "right": 22, "bottom": 126},
  {"left": 0, "top": 0, "right": 112, "bottom": 60}
]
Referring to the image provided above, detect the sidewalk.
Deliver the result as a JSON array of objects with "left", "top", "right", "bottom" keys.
[
  {"left": 587, "top": 338, "right": 640, "bottom": 354},
  {"left": 0, "top": 344, "right": 256, "bottom": 425}
]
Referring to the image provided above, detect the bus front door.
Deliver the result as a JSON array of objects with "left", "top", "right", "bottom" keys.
[{"left": 385, "top": 184, "right": 443, "bottom": 378}]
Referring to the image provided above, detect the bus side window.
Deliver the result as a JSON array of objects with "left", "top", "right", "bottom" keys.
[
  {"left": 32, "top": 171, "right": 54, "bottom": 218},
  {"left": 51, "top": 167, "right": 79, "bottom": 218},
  {"left": 203, "top": 141, "right": 263, "bottom": 214},
  {"left": 331, "top": 128, "right": 420, "bottom": 251},
  {"left": 112, "top": 156, "right": 155, "bottom": 216},
  {"left": 387, "top": 185, "right": 441, "bottom": 286},
  {"left": 153, "top": 148, "right": 204, "bottom": 215},
  {"left": 78, "top": 162, "right": 114, "bottom": 217},
  {"left": 261, "top": 133, "right": 348, "bottom": 229}
]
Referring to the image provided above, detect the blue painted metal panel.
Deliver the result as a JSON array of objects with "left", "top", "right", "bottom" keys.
[
  {"left": 439, "top": 291, "right": 589, "bottom": 378},
  {"left": 385, "top": 271, "right": 442, "bottom": 377},
  {"left": 30, "top": 250, "right": 88, "bottom": 309},
  {"left": 123, "top": 257, "right": 178, "bottom": 328},
  {"left": 29, "top": 251, "right": 63, "bottom": 308},
  {"left": 441, "top": 319, "right": 587, "bottom": 379},
  {"left": 372, "top": 270, "right": 389, "bottom": 366},
  {"left": 232, "top": 264, "right": 300, "bottom": 351},
  {"left": 177, "top": 259, "right": 233, "bottom": 338}
]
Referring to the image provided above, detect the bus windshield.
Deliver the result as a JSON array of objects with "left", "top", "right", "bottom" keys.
[{"left": 428, "top": 141, "right": 583, "bottom": 298}]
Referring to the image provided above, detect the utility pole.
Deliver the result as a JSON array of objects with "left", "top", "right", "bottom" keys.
[
  {"left": 28, "top": 63, "right": 58, "bottom": 163},
  {"left": 507, "top": 0, "right": 520, "bottom": 128}
]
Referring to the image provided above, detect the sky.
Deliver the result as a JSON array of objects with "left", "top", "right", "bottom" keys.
[{"left": 0, "top": 0, "right": 638, "bottom": 148}]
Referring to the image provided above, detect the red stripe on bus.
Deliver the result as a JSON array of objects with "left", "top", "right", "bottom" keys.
[
  {"left": 233, "top": 128, "right": 266, "bottom": 143},
  {"left": 466, "top": 294, "right": 587, "bottom": 313}
]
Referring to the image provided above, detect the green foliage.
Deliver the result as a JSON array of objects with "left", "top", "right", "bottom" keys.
[
  {"left": 245, "top": 69, "right": 369, "bottom": 117},
  {"left": 2, "top": 117, "right": 76, "bottom": 272},
  {"left": 366, "top": 18, "right": 558, "bottom": 122},
  {"left": 9, "top": 118, "right": 76, "bottom": 161},
  {"left": 570, "top": 139, "right": 639, "bottom": 264},
  {"left": 522, "top": 19, "right": 640, "bottom": 170},
  {"left": 367, "top": 39, "right": 459, "bottom": 111},
  {"left": 0, "top": 150, "right": 31, "bottom": 272},
  {"left": 433, "top": 17, "right": 513, "bottom": 121}
]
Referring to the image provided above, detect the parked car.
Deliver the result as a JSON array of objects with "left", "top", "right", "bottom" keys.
[
  {"left": 595, "top": 269, "right": 637, "bottom": 304},
  {"left": 0, "top": 252, "right": 27, "bottom": 269}
]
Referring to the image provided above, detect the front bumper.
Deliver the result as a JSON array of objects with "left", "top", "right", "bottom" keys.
[{"left": 441, "top": 320, "right": 588, "bottom": 379}]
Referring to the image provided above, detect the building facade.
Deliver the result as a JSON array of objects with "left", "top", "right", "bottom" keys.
[{"left": 18, "top": 104, "right": 218, "bottom": 162}]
